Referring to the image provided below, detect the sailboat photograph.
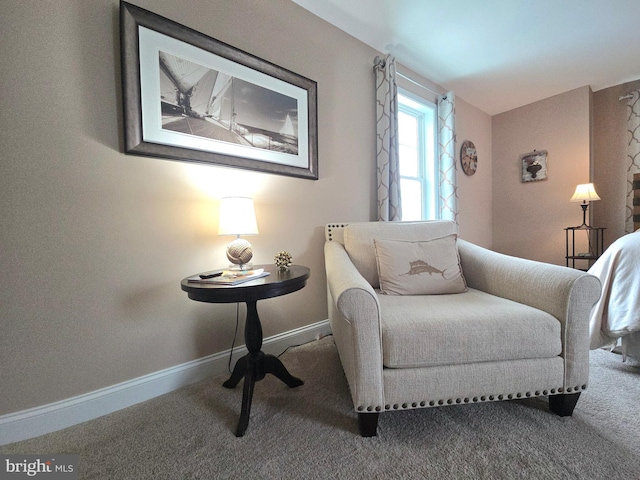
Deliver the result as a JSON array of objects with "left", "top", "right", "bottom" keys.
[
  {"left": 123, "top": 5, "right": 317, "bottom": 179},
  {"left": 159, "top": 51, "right": 299, "bottom": 156}
]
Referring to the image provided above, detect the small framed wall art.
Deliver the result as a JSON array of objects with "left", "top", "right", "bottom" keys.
[{"left": 521, "top": 150, "right": 548, "bottom": 182}]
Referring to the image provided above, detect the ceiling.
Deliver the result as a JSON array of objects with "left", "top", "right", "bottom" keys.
[{"left": 291, "top": 0, "right": 640, "bottom": 115}]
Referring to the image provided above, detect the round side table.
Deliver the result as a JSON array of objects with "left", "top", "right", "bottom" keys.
[{"left": 181, "top": 264, "right": 310, "bottom": 436}]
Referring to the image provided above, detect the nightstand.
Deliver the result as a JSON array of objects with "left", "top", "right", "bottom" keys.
[{"left": 565, "top": 226, "right": 605, "bottom": 270}]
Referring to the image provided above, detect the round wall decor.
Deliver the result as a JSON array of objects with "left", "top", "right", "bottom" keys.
[{"left": 460, "top": 140, "right": 477, "bottom": 176}]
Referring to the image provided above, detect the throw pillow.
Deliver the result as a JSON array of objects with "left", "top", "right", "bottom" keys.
[{"left": 373, "top": 234, "right": 467, "bottom": 295}]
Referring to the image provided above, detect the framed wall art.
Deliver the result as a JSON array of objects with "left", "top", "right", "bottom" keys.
[
  {"left": 120, "top": 2, "right": 318, "bottom": 180},
  {"left": 521, "top": 150, "right": 548, "bottom": 182}
]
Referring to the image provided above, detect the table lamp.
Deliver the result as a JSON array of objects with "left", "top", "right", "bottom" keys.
[
  {"left": 570, "top": 183, "right": 601, "bottom": 227},
  {"left": 218, "top": 196, "right": 259, "bottom": 270}
]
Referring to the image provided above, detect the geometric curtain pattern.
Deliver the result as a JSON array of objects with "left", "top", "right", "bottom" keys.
[
  {"left": 626, "top": 89, "right": 640, "bottom": 233},
  {"left": 437, "top": 92, "right": 459, "bottom": 224},
  {"left": 375, "top": 54, "right": 402, "bottom": 222}
]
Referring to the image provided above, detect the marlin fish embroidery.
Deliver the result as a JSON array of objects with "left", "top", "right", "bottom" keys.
[{"left": 403, "top": 260, "right": 447, "bottom": 279}]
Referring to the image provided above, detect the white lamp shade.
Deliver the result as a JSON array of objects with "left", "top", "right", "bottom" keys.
[
  {"left": 218, "top": 197, "right": 259, "bottom": 236},
  {"left": 570, "top": 183, "right": 601, "bottom": 203}
]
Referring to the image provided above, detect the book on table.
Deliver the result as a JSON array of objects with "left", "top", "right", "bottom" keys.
[{"left": 187, "top": 268, "right": 270, "bottom": 285}]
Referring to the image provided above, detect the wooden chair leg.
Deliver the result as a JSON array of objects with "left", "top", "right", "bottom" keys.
[
  {"left": 549, "top": 392, "right": 581, "bottom": 417},
  {"left": 358, "top": 412, "right": 379, "bottom": 437}
]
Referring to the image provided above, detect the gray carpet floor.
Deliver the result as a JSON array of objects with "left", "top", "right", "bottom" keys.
[{"left": 2, "top": 335, "right": 639, "bottom": 479}]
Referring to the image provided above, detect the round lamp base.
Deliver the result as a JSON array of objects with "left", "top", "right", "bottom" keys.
[{"left": 226, "top": 238, "right": 254, "bottom": 267}]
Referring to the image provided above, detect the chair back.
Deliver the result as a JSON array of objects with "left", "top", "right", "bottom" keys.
[{"left": 325, "top": 221, "right": 457, "bottom": 288}]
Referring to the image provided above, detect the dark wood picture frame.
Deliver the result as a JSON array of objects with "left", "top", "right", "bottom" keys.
[{"left": 120, "top": 2, "right": 318, "bottom": 180}]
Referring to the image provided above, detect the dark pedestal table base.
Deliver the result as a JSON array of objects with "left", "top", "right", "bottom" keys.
[
  {"left": 223, "top": 351, "right": 304, "bottom": 436},
  {"left": 222, "top": 299, "right": 303, "bottom": 437}
]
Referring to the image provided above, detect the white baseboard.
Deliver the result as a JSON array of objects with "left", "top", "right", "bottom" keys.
[{"left": 0, "top": 320, "right": 331, "bottom": 446}]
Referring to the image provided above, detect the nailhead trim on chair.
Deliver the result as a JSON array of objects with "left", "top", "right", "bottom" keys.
[
  {"left": 326, "top": 223, "right": 349, "bottom": 242},
  {"left": 356, "top": 384, "right": 588, "bottom": 412}
]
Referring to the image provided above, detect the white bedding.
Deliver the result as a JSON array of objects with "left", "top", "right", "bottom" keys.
[{"left": 588, "top": 230, "right": 640, "bottom": 360}]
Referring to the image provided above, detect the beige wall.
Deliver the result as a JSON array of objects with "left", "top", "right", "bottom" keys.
[
  {"left": 0, "top": 0, "right": 492, "bottom": 416},
  {"left": 592, "top": 79, "right": 640, "bottom": 246},
  {"left": 492, "top": 86, "right": 592, "bottom": 265},
  {"left": 456, "top": 97, "right": 493, "bottom": 248}
]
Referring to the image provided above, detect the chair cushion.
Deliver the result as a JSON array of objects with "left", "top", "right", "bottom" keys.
[
  {"left": 378, "top": 288, "right": 562, "bottom": 368},
  {"left": 374, "top": 235, "right": 467, "bottom": 295},
  {"left": 344, "top": 221, "right": 457, "bottom": 288}
]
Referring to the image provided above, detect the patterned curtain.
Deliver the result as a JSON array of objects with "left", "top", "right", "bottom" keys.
[
  {"left": 437, "top": 92, "right": 458, "bottom": 224},
  {"left": 375, "top": 54, "right": 402, "bottom": 221},
  {"left": 626, "top": 89, "right": 640, "bottom": 233}
]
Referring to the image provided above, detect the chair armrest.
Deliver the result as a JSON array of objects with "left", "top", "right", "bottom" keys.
[
  {"left": 458, "top": 239, "right": 602, "bottom": 388},
  {"left": 458, "top": 240, "right": 601, "bottom": 319},
  {"left": 324, "top": 241, "right": 379, "bottom": 318},
  {"left": 324, "top": 241, "right": 384, "bottom": 409}
]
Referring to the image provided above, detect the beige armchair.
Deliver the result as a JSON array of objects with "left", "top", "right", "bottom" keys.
[{"left": 324, "top": 221, "right": 601, "bottom": 436}]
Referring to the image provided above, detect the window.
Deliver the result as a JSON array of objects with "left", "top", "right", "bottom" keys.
[{"left": 397, "top": 91, "right": 437, "bottom": 221}]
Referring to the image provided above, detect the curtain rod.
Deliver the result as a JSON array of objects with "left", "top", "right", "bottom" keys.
[
  {"left": 374, "top": 56, "right": 442, "bottom": 97},
  {"left": 397, "top": 71, "right": 441, "bottom": 96}
]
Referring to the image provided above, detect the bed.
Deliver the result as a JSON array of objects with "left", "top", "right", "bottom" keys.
[{"left": 588, "top": 230, "right": 640, "bottom": 361}]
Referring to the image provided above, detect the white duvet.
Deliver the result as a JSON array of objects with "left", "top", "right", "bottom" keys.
[{"left": 588, "top": 230, "right": 640, "bottom": 360}]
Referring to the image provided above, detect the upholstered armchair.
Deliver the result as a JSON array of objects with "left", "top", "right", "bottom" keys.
[{"left": 324, "top": 221, "right": 601, "bottom": 437}]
